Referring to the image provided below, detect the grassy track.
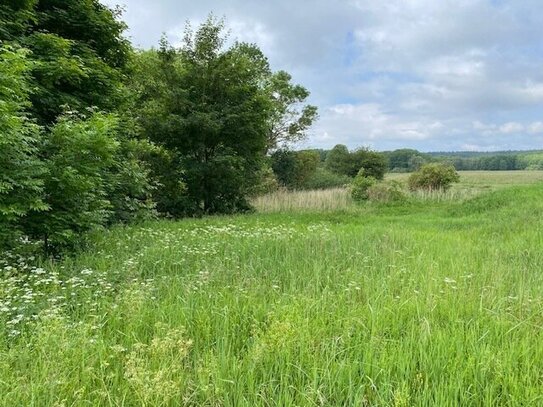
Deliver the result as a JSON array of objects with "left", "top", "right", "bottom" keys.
[{"left": 2, "top": 182, "right": 543, "bottom": 405}]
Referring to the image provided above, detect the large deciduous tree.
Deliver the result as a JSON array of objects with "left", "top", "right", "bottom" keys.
[
  {"left": 133, "top": 17, "right": 276, "bottom": 214},
  {"left": 266, "top": 70, "right": 318, "bottom": 151}
]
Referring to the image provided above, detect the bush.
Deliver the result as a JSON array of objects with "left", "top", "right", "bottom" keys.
[
  {"left": 302, "top": 167, "right": 351, "bottom": 190},
  {"left": 408, "top": 163, "right": 460, "bottom": 191},
  {"left": 0, "top": 46, "right": 47, "bottom": 248},
  {"left": 106, "top": 138, "right": 157, "bottom": 224},
  {"left": 350, "top": 148, "right": 387, "bottom": 179},
  {"left": 350, "top": 170, "right": 377, "bottom": 202},
  {"left": 367, "top": 180, "right": 407, "bottom": 203},
  {"left": 22, "top": 112, "right": 122, "bottom": 250}
]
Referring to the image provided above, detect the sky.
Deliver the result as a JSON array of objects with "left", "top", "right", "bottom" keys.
[{"left": 101, "top": 0, "right": 543, "bottom": 152}]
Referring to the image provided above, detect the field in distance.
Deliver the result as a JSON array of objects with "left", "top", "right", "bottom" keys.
[
  {"left": 388, "top": 170, "right": 543, "bottom": 190},
  {"left": 2, "top": 176, "right": 543, "bottom": 405},
  {"left": 253, "top": 170, "right": 543, "bottom": 213}
]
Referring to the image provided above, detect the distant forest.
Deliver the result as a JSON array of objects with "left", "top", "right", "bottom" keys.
[{"left": 306, "top": 147, "right": 543, "bottom": 172}]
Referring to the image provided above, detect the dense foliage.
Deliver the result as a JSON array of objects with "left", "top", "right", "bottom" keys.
[
  {"left": 383, "top": 148, "right": 429, "bottom": 172},
  {"left": 325, "top": 144, "right": 387, "bottom": 179},
  {"left": 0, "top": 46, "right": 46, "bottom": 247},
  {"left": 0, "top": 6, "right": 317, "bottom": 250},
  {"left": 382, "top": 148, "right": 543, "bottom": 172},
  {"left": 350, "top": 170, "right": 377, "bottom": 202},
  {"left": 408, "top": 163, "right": 460, "bottom": 191},
  {"left": 270, "top": 149, "right": 320, "bottom": 189},
  {"left": 132, "top": 21, "right": 275, "bottom": 214}
]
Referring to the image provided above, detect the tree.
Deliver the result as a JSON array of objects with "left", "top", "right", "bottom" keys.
[
  {"left": 326, "top": 144, "right": 387, "bottom": 179},
  {"left": 266, "top": 71, "right": 318, "bottom": 151},
  {"left": 408, "top": 163, "right": 460, "bottom": 191},
  {"left": 133, "top": 17, "right": 272, "bottom": 214},
  {"left": 349, "top": 148, "right": 387, "bottom": 179},
  {"left": 271, "top": 150, "right": 298, "bottom": 188},
  {"left": 1, "top": 0, "right": 131, "bottom": 125},
  {"left": 325, "top": 144, "right": 351, "bottom": 175},
  {"left": 408, "top": 155, "right": 426, "bottom": 171},
  {"left": 0, "top": 45, "right": 47, "bottom": 247},
  {"left": 271, "top": 149, "right": 319, "bottom": 189},
  {"left": 0, "top": 0, "right": 36, "bottom": 41},
  {"left": 385, "top": 149, "right": 428, "bottom": 172}
]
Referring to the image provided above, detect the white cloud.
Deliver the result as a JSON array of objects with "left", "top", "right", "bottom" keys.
[
  {"left": 101, "top": 0, "right": 543, "bottom": 151},
  {"left": 528, "top": 122, "right": 543, "bottom": 134},
  {"left": 311, "top": 103, "right": 445, "bottom": 149},
  {"left": 499, "top": 122, "right": 524, "bottom": 134}
]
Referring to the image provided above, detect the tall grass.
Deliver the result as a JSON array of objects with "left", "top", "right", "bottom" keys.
[
  {"left": 409, "top": 187, "right": 479, "bottom": 202},
  {"left": 253, "top": 171, "right": 543, "bottom": 213},
  {"left": 2, "top": 184, "right": 543, "bottom": 405},
  {"left": 251, "top": 187, "right": 352, "bottom": 212}
]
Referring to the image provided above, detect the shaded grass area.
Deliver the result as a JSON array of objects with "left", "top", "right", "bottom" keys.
[{"left": 2, "top": 184, "right": 543, "bottom": 405}]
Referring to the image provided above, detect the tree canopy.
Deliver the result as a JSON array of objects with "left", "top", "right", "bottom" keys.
[
  {"left": 325, "top": 144, "right": 387, "bottom": 179},
  {"left": 0, "top": 9, "right": 318, "bottom": 250},
  {"left": 1, "top": 0, "right": 131, "bottom": 125}
]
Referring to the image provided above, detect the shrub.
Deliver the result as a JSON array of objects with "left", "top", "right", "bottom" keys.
[
  {"left": 351, "top": 170, "right": 377, "bottom": 202},
  {"left": 350, "top": 148, "right": 387, "bottom": 179},
  {"left": 106, "top": 138, "right": 157, "bottom": 224},
  {"left": 0, "top": 46, "right": 47, "bottom": 248},
  {"left": 22, "top": 112, "right": 121, "bottom": 250},
  {"left": 408, "top": 163, "right": 460, "bottom": 191},
  {"left": 367, "top": 180, "right": 407, "bottom": 203},
  {"left": 302, "top": 167, "right": 351, "bottom": 190}
]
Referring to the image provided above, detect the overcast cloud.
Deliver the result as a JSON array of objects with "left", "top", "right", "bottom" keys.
[{"left": 102, "top": 0, "right": 543, "bottom": 151}]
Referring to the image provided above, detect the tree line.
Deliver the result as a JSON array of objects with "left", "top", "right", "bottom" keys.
[
  {"left": 0, "top": 1, "right": 317, "bottom": 252},
  {"left": 382, "top": 149, "right": 543, "bottom": 172}
]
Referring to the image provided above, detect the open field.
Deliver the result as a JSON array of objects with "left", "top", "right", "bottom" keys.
[
  {"left": 253, "top": 170, "right": 543, "bottom": 213},
  {"left": 2, "top": 181, "right": 543, "bottom": 405},
  {"left": 388, "top": 170, "right": 543, "bottom": 190}
]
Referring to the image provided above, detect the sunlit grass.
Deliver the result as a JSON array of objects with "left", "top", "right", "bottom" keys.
[{"left": 2, "top": 183, "right": 543, "bottom": 405}]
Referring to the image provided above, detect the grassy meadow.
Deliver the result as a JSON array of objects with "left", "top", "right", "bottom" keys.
[{"left": 2, "top": 172, "right": 543, "bottom": 405}]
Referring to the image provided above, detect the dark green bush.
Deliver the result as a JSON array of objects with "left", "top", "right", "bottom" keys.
[{"left": 22, "top": 112, "right": 146, "bottom": 250}]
